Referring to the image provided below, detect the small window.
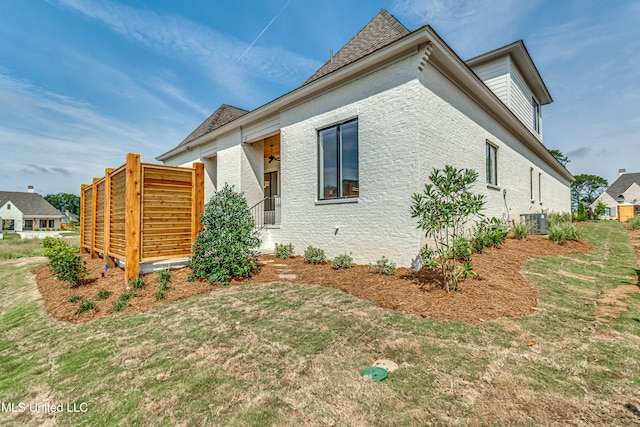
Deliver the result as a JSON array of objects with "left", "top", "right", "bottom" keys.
[
  {"left": 529, "top": 167, "right": 534, "bottom": 200},
  {"left": 318, "top": 119, "right": 359, "bottom": 200},
  {"left": 532, "top": 98, "right": 540, "bottom": 133},
  {"left": 2, "top": 219, "right": 14, "bottom": 231},
  {"left": 538, "top": 172, "right": 542, "bottom": 202},
  {"left": 6, "top": 203, "right": 10, "bottom": 210},
  {"left": 486, "top": 142, "right": 498, "bottom": 185}
]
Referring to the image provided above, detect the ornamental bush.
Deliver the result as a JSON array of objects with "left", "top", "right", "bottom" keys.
[
  {"left": 42, "top": 238, "right": 87, "bottom": 286},
  {"left": 275, "top": 243, "right": 294, "bottom": 259},
  {"left": 411, "top": 165, "right": 485, "bottom": 291},
  {"left": 549, "top": 223, "right": 579, "bottom": 243},
  {"left": 332, "top": 253, "right": 354, "bottom": 269},
  {"left": 374, "top": 256, "right": 396, "bottom": 276},
  {"left": 303, "top": 246, "right": 326, "bottom": 264},
  {"left": 189, "top": 184, "right": 260, "bottom": 285},
  {"left": 512, "top": 221, "right": 533, "bottom": 240}
]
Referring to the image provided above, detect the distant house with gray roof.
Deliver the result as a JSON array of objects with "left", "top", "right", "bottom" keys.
[
  {"left": 590, "top": 171, "right": 640, "bottom": 221},
  {"left": 0, "top": 188, "right": 63, "bottom": 232},
  {"left": 157, "top": 9, "right": 572, "bottom": 267}
]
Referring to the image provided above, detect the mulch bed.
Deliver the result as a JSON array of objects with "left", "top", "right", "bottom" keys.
[{"left": 33, "top": 235, "right": 592, "bottom": 324}]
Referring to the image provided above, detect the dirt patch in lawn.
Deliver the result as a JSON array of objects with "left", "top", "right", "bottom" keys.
[
  {"left": 593, "top": 226, "right": 640, "bottom": 322},
  {"left": 33, "top": 235, "right": 591, "bottom": 324}
]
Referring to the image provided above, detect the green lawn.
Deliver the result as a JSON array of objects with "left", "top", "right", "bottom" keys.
[{"left": 0, "top": 221, "right": 639, "bottom": 426}]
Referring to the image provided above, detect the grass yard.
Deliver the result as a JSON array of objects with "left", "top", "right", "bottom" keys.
[
  {"left": 0, "top": 221, "right": 639, "bottom": 426},
  {"left": 0, "top": 235, "right": 80, "bottom": 260}
]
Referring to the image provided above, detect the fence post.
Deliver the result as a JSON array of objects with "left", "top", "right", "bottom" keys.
[
  {"left": 191, "top": 162, "right": 205, "bottom": 244},
  {"left": 90, "top": 177, "right": 99, "bottom": 258},
  {"left": 80, "top": 184, "right": 88, "bottom": 254},
  {"left": 104, "top": 168, "right": 115, "bottom": 268},
  {"left": 125, "top": 153, "right": 141, "bottom": 285}
]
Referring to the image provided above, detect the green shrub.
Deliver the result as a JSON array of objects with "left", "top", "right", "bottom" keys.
[
  {"left": 77, "top": 300, "right": 94, "bottom": 314},
  {"left": 155, "top": 289, "right": 165, "bottom": 300},
  {"left": 451, "top": 237, "right": 472, "bottom": 262},
  {"left": 112, "top": 300, "right": 127, "bottom": 312},
  {"left": 512, "top": 221, "right": 533, "bottom": 240},
  {"left": 159, "top": 269, "right": 171, "bottom": 289},
  {"left": 472, "top": 217, "right": 508, "bottom": 252},
  {"left": 627, "top": 215, "right": 640, "bottom": 229},
  {"left": 130, "top": 277, "right": 144, "bottom": 290},
  {"left": 275, "top": 243, "right": 294, "bottom": 259},
  {"left": 303, "top": 246, "right": 326, "bottom": 264},
  {"left": 411, "top": 166, "right": 485, "bottom": 291},
  {"left": 43, "top": 239, "right": 87, "bottom": 286},
  {"left": 549, "top": 223, "right": 579, "bottom": 243},
  {"left": 68, "top": 294, "right": 80, "bottom": 303},
  {"left": 97, "top": 290, "right": 111, "bottom": 300},
  {"left": 547, "top": 212, "right": 573, "bottom": 228},
  {"left": 189, "top": 184, "right": 260, "bottom": 285},
  {"left": 374, "top": 256, "right": 396, "bottom": 275},
  {"left": 332, "top": 253, "right": 354, "bottom": 269},
  {"left": 119, "top": 293, "right": 134, "bottom": 302}
]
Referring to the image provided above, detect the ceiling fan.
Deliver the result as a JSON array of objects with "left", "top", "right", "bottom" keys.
[{"left": 268, "top": 144, "right": 280, "bottom": 163}]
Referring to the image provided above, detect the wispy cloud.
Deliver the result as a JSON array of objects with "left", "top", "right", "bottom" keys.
[
  {"left": 55, "top": 0, "right": 321, "bottom": 90},
  {"left": 0, "top": 70, "right": 184, "bottom": 193},
  {"left": 23, "top": 164, "right": 72, "bottom": 176},
  {"left": 391, "top": 0, "right": 537, "bottom": 56}
]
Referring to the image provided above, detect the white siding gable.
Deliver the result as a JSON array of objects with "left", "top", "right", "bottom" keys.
[
  {"left": 469, "top": 55, "right": 543, "bottom": 140},
  {"left": 471, "top": 58, "right": 509, "bottom": 105}
]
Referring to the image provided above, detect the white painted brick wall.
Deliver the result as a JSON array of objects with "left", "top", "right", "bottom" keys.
[{"left": 167, "top": 48, "right": 571, "bottom": 268}]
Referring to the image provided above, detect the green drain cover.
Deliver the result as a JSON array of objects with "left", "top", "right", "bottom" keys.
[{"left": 360, "top": 366, "right": 388, "bottom": 381}]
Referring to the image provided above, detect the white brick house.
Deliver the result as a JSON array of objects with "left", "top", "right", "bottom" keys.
[{"left": 157, "top": 10, "right": 572, "bottom": 267}]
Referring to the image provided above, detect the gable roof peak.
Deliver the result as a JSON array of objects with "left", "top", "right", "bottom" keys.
[
  {"left": 179, "top": 104, "right": 249, "bottom": 146},
  {"left": 304, "top": 9, "right": 410, "bottom": 85}
]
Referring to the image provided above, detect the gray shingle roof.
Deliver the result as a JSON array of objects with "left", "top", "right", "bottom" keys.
[
  {"left": 303, "top": 9, "right": 409, "bottom": 85},
  {"left": 605, "top": 173, "right": 640, "bottom": 199},
  {"left": 179, "top": 104, "right": 249, "bottom": 146},
  {"left": 0, "top": 191, "right": 63, "bottom": 216}
]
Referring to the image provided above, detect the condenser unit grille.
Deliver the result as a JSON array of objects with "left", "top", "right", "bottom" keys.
[{"left": 520, "top": 213, "right": 547, "bottom": 235}]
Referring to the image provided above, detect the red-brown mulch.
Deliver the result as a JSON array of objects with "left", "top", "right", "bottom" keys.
[{"left": 32, "top": 235, "right": 592, "bottom": 324}]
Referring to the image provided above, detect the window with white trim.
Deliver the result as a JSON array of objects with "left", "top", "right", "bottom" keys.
[
  {"left": 486, "top": 142, "right": 498, "bottom": 185},
  {"left": 529, "top": 167, "right": 534, "bottom": 200},
  {"left": 532, "top": 98, "right": 541, "bottom": 133},
  {"left": 538, "top": 172, "right": 542, "bottom": 202},
  {"left": 318, "top": 119, "right": 359, "bottom": 200}
]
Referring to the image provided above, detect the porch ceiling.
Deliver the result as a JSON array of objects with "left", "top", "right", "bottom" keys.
[{"left": 263, "top": 134, "right": 280, "bottom": 158}]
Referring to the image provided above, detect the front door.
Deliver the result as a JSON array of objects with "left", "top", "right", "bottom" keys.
[{"left": 264, "top": 171, "right": 278, "bottom": 224}]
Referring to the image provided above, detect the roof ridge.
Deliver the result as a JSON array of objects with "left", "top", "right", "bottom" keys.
[
  {"left": 303, "top": 9, "right": 410, "bottom": 85},
  {"left": 179, "top": 104, "right": 249, "bottom": 146}
]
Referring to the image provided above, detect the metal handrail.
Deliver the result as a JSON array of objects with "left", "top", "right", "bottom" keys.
[{"left": 249, "top": 196, "right": 281, "bottom": 229}]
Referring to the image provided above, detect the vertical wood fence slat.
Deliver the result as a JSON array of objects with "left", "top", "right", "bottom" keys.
[
  {"left": 80, "top": 153, "right": 204, "bottom": 286},
  {"left": 90, "top": 177, "right": 99, "bottom": 258},
  {"left": 104, "top": 168, "right": 115, "bottom": 268},
  {"left": 80, "top": 184, "right": 88, "bottom": 254},
  {"left": 125, "top": 153, "right": 141, "bottom": 284},
  {"left": 192, "top": 162, "right": 205, "bottom": 243}
]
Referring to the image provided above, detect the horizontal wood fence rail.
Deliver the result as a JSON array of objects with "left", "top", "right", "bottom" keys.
[{"left": 80, "top": 153, "right": 204, "bottom": 285}]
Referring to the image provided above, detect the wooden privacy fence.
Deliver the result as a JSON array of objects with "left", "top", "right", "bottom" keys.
[{"left": 80, "top": 153, "right": 204, "bottom": 284}]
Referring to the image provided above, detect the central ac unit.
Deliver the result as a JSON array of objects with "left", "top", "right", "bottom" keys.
[{"left": 520, "top": 213, "right": 547, "bottom": 235}]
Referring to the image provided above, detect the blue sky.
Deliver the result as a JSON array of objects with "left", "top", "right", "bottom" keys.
[{"left": 0, "top": 0, "right": 638, "bottom": 196}]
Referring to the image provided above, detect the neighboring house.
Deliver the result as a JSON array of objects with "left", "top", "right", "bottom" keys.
[
  {"left": 157, "top": 10, "right": 573, "bottom": 267},
  {"left": 61, "top": 210, "right": 79, "bottom": 229},
  {"left": 590, "top": 171, "right": 640, "bottom": 221},
  {"left": 0, "top": 188, "right": 63, "bottom": 232}
]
